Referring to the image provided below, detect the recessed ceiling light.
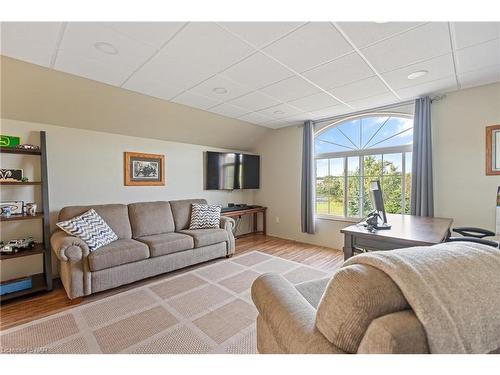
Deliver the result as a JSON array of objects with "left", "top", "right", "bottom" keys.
[
  {"left": 94, "top": 42, "right": 118, "bottom": 55},
  {"left": 273, "top": 110, "right": 285, "bottom": 115},
  {"left": 213, "top": 87, "right": 228, "bottom": 94},
  {"left": 407, "top": 70, "right": 429, "bottom": 80}
]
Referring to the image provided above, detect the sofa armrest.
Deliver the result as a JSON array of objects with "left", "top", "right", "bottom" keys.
[
  {"left": 251, "top": 273, "right": 344, "bottom": 354},
  {"left": 220, "top": 216, "right": 235, "bottom": 232},
  {"left": 50, "top": 230, "right": 90, "bottom": 262}
]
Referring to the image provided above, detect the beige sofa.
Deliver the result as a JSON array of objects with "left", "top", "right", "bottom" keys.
[
  {"left": 51, "top": 199, "right": 235, "bottom": 299},
  {"left": 252, "top": 264, "right": 430, "bottom": 354}
]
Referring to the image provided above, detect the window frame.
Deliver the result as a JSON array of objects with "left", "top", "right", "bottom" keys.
[{"left": 314, "top": 112, "right": 414, "bottom": 221}]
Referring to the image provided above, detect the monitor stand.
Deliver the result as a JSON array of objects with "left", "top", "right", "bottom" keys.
[{"left": 374, "top": 222, "right": 391, "bottom": 230}]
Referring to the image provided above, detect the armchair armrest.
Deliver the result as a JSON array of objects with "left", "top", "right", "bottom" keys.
[
  {"left": 251, "top": 273, "right": 343, "bottom": 354},
  {"left": 50, "top": 230, "right": 90, "bottom": 262},
  {"left": 220, "top": 216, "right": 235, "bottom": 232}
]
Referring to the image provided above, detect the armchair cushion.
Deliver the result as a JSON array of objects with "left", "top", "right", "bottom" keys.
[
  {"left": 179, "top": 228, "right": 228, "bottom": 248},
  {"left": 137, "top": 232, "right": 194, "bottom": 257},
  {"left": 87, "top": 239, "right": 149, "bottom": 271}
]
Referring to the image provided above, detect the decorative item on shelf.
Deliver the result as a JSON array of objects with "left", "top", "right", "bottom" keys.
[
  {"left": 0, "top": 168, "right": 23, "bottom": 182},
  {"left": 124, "top": 151, "right": 165, "bottom": 186},
  {"left": 486, "top": 124, "right": 500, "bottom": 176},
  {"left": 25, "top": 202, "right": 37, "bottom": 216},
  {"left": 16, "top": 144, "right": 41, "bottom": 152},
  {"left": 0, "top": 236, "right": 35, "bottom": 254},
  {"left": 1, "top": 201, "right": 24, "bottom": 216},
  {"left": 21, "top": 177, "right": 29, "bottom": 182},
  {"left": 0, "top": 135, "right": 21, "bottom": 148},
  {"left": 0, "top": 276, "right": 33, "bottom": 296}
]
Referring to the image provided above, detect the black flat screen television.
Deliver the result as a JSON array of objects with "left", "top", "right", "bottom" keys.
[{"left": 205, "top": 151, "right": 260, "bottom": 190}]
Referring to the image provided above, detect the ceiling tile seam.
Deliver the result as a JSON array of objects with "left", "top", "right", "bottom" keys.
[
  {"left": 119, "top": 22, "right": 190, "bottom": 88},
  {"left": 457, "top": 63, "right": 500, "bottom": 77},
  {"left": 454, "top": 36, "right": 500, "bottom": 52},
  {"left": 447, "top": 22, "right": 461, "bottom": 90},
  {"left": 331, "top": 22, "right": 402, "bottom": 101},
  {"left": 49, "top": 22, "right": 67, "bottom": 68},
  {"left": 375, "top": 51, "right": 453, "bottom": 75},
  {"left": 215, "top": 22, "right": 355, "bottom": 109},
  {"left": 354, "top": 22, "right": 430, "bottom": 50}
]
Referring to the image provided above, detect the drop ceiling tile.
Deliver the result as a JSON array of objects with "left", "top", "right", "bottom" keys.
[
  {"left": 459, "top": 65, "right": 500, "bottom": 89},
  {"left": 337, "top": 22, "right": 425, "bottom": 48},
  {"left": 189, "top": 74, "right": 251, "bottom": 101},
  {"left": 222, "top": 52, "right": 293, "bottom": 90},
  {"left": 307, "top": 104, "right": 352, "bottom": 120},
  {"left": 171, "top": 91, "right": 222, "bottom": 110},
  {"left": 302, "top": 53, "right": 374, "bottom": 89},
  {"left": 381, "top": 53, "right": 455, "bottom": 90},
  {"left": 396, "top": 76, "right": 457, "bottom": 100},
  {"left": 263, "top": 22, "right": 353, "bottom": 72},
  {"left": 127, "top": 22, "right": 254, "bottom": 92},
  {"left": 452, "top": 22, "right": 500, "bottom": 50},
  {"left": 102, "top": 22, "right": 185, "bottom": 49},
  {"left": 54, "top": 52, "right": 137, "bottom": 86},
  {"left": 123, "top": 76, "right": 184, "bottom": 100},
  {"left": 288, "top": 92, "right": 341, "bottom": 112},
  {"left": 362, "top": 23, "right": 451, "bottom": 73},
  {"left": 218, "top": 22, "right": 304, "bottom": 48},
  {"left": 260, "top": 76, "right": 321, "bottom": 102},
  {"left": 208, "top": 103, "right": 250, "bottom": 118},
  {"left": 348, "top": 92, "right": 400, "bottom": 111},
  {"left": 257, "top": 103, "right": 302, "bottom": 119},
  {"left": 329, "top": 76, "right": 389, "bottom": 102},
  {"left": 228, "top": 91, "right": 281, "bottom": 112},
  {"left": 263, "top": 119, "right": 304, "bottom": 129},
  {"left": 0, "top": 22, "right": 62, "bottom": 66},
  {"left": 238, "top": 112, "right": 274, "bottom": 125},
  {"left": 58, "top": 23, "right": 156, "bottom": 70},
  {"left": 455, "top": 38, "right": 500, "bottom": 73}
]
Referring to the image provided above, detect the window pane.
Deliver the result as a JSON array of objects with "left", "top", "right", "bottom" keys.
[
  {"left": 347, "top": 176, "right": 361, "bottom": 217},
  {"left": 329, "top": 158, "right": 344, "bottom": 176},
  {"left": 347, "top": 156, "right": 360, "bottom": 176},
  {"left": 316, "top": 176, "right": 344, "bottom": 216},
  {"left": 382, "top": 175, "right": 403, "bottom": 214},
  {"left": 366, "top": 117, "right": 413, "bottom": 148},
  {"left": 405, "top": 152, "right": 412, "bottom": 214},
  {"left": 338, "top": 118, "right": 361, "bottom": 149},
  {"left": 383, "top": 153, "right": 402, "bottom": 174},
  {"left": 315, "top": 127, "right": 356, "bottom": 154},
  {"left": 363, "top": 177, "right": 374, "bottom": 216},
  {"left": 363, "top": 154, "right": 382, "bottom": 177},
  {"left": 316, "top": 159, "right": 328, "bottom": 177}
]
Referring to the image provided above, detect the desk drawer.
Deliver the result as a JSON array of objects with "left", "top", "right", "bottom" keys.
[{"left": 353, "top": 236, "right": 411, "bottom": 251}]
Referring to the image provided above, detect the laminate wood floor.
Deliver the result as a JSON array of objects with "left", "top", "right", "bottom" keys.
[{"left": 0, "top": 235, "right": 343, "bottom": 330}]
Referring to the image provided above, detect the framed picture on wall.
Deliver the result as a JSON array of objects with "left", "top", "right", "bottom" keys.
[
  {"left": 486, "top": 125, "right": 500, "bottom": 175},
  {"left": 124, "top": 151, "right": 165, "bottom": 186}
]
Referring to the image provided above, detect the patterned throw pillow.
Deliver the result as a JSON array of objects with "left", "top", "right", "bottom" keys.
[
  {"left": 56, "top": 209, "right": 118, "bottom": 251},
  {"left": 189, "top": 203, "right": 221, "bottom": 229}
]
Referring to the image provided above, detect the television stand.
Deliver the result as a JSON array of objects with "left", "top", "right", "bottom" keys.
[{"left": 221, "top": 206, "right": 267, "bottom": 238}]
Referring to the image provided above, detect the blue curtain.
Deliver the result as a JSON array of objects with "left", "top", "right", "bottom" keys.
[
  {"left": 301, "top": 120, "right": 315, "bottom": 233},
  {"left": 411, "top": 97, "right": 434, "bottom": 217}
]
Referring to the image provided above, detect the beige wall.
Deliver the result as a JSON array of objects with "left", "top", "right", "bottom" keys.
[
  {"left": 254, "top": 82, "right": 500, "bottom": 250},
  {"left": 433, "top": 82, "right": 500, "bottom": 231},
  {"left": 0, "top": 119, "right": 257, "bottom": 280},
  {"left": 0, "top": 56, "right": 268, "bottom": 151}
]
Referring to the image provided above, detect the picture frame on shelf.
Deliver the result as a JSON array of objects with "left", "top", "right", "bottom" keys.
[
  {"left": 0, "top": 168, "right": 23, "bottom": 182},
  {"left": 486, "top": 124, "right": 500, "bottom": 175},
  {"left": 1, "top": 201, "right": 24, "bottom": 216},
  {"left": 124, "top": 151, "right": 165, "bottom": 186},
  {"left": 0, "top": 135, "right": 21, "bottom": 148}
]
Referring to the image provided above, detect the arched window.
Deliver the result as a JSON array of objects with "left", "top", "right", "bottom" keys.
[{"left": 314, "top": 113, "right": 413, "bottom": 218}]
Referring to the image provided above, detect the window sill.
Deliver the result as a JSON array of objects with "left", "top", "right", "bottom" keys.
[{"left": 315, "top": 214, "right": 362, "bottom": 223}]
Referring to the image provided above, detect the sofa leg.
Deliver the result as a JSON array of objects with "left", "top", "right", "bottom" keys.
[{"left": 226, "top": 254, "right": 234, "bottom": 258}]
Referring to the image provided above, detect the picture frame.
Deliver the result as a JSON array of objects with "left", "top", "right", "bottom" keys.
[
  {"left": 0, "top": 169, "right": 23, "bottom": 182},
  {"left": 486, "top": 125, "right": 500, "bottom": 176},
  {"left": 1, "top": 201, "right": 24, "bottom": 215},
  {"left": 124, "top": 151, "right": 165, "bottom": 186}
]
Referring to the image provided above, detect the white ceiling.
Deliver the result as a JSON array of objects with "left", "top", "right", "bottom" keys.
[{"left": 1, "top": 22, "right": 499, "bottom": 129}]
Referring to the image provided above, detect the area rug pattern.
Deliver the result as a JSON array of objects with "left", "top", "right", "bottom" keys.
[{"left": 0, "top": 251, "right": 332, "bottom": 354}]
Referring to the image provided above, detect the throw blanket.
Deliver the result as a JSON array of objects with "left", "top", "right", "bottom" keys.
[{"left": 344, "top": 242, "right": 500, "bottom": 354}]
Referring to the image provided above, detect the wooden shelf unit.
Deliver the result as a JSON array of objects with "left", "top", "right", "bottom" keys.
[{"left": 0, "top": 131, "right": 52, "bottom": 302}]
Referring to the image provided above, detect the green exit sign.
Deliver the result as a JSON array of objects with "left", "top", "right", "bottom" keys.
[{"left": 0, "top": 135, "right": 21, "bottom": 148}]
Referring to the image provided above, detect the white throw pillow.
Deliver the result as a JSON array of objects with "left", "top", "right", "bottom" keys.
[
  {"left": 56, "top": 209, "right": 118, "bottom": 251},
  {"left": 189, "top": 203, "right": 221, "bottom": 229}
]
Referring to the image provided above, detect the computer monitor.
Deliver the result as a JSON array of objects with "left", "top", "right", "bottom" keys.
[{"left": 369, "top": 180, "right": 391, "bottom": 229}]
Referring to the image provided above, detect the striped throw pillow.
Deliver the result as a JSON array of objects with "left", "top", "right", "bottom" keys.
[
  {"left": 189, "top": 203, "right": 221, "bottom": 229},
  {"left": 56, "top": 209, "right": 118, "bottom": 251}
]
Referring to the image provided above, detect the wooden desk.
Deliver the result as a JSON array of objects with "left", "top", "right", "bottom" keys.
[
  {"left": 341, "top": 214, "right": 453, "bottom": 260},
  {"left": 221, "top": 206, "right": 267, "bottom": 239}
]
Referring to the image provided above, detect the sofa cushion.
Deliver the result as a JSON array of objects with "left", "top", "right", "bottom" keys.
[
  {"left": 128, "top": 201, "right": 175, "bottom": 238},
  {"left": 295, "top": 277, "right": 330, "bottom": 309},
  {"left": 137, "top": 232, "right": 194, "bottom": 257},
  {"left": 315, "top": 264, "right": 409, "bottom": 353},
  {"left": 87, "top": 239, "right": 149, "bottom": 271},
  {"left": 179, "top": 228, "right": 228, "bottom": 248},
  {"left": 170, "top": 199, "right": 207, "bottom": 231},
  {"left": 59, "top": 204, "right": 132, "bottom": 239}
]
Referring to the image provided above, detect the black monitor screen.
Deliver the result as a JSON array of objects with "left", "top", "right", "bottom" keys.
[{"left": 370, "top": 180, "right": 388, "bottom": 223}]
